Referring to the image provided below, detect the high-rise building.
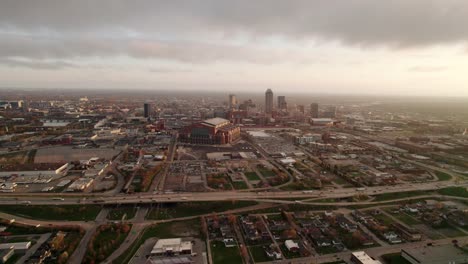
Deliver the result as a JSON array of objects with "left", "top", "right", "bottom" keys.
[
  {"left": 144, "top": 102, "right": 151, "bottom": 118},
  {"left": 265, "top": 89, "right": 274, "bottom": 114},
  {"left": 297, "top": 105, "right": 305, "bottom": 114},
  {"left": 310, "top": 103, "right": 319, "bottom": 118},
  {"left": 277, "top": 96, "right": 287, "bottom": 110},
  {"left": 228, "top": 94, "right": 237, "bottom": 109}
]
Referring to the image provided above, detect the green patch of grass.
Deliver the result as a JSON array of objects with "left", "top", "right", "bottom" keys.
[
  {"left": 435, "top": 171, "right": 452, "bottom": 181},
  {"left": 315, "top": 246, "right": 340, "bottom": 255},
  {"left": 0, "top": 205, "right": 101, "bottom": 221},
  {"left": 438, "top": 187, "right": 468, "bottom": 198},
  {"left": 146, "top": 201, "right": 257, "bottom": 220},
  {"left": 333, "top": 177, "right": 349, "bottom": 185},
  {"left": 5, "top": 253, "right": 22, "bottom": 264},
  {"left": 382, "top": 253, "right": 411, "bottom": 264},
  {"left": 366, "top": 212, "right": 395, "bottom": 226},
  {"left": 232, "top": 181, "right": 249, "bottom": 190},
  {"left": 249, "top": 245, "right": 272, "bottom": 263},
  {"left": 432, "top": 222, "right": 466, "bottom": 238},
  {"left": 245, "top": 172, "right": 261, "bottom": 181},
  {"left": 107, "top": 207, "right": 137, "bottom": 220},
  {"left": 387, "top": 211, "right": 421, "bottom": 226},
  {"left": 373, "top": 191, "right": 431, "bottom": 202},
  {"left": 2, "top": 224, "right": 51, "bottom": 235},
  {"left": 211, "top": 240, "right": 242, "bottom": 264},
  {"left": 258, "top": 167, "right": 276, "bottom": 178}
]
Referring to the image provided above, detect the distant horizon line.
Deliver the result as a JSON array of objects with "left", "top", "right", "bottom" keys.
[{"left": 0, "top": 86, "right": 467, "bottom": 99}]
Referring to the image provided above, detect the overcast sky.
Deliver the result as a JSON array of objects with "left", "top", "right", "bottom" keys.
[{"left": 1, "top": 0, "right": 468, "bottom": 96}]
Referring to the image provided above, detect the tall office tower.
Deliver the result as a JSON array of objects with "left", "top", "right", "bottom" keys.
[
  {"left": 297, "top": 105, "right": 305, "bottom": 114},
  {"left": 310, "top": 103, "right": 319, "bottom": 118},
  {"left": 228, "top": 94, "right": 237, "bottom": 109},
  {"left": 277, "top": 96, "right": 287, "bottom": 110},
  {"left": 144, "top": 102, "right": 151, "bottom": 118},
  {"left": 265, "top": 89, "right": 274, "bottom": 114}
]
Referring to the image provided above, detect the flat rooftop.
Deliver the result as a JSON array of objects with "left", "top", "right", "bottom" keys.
[
  {"left": 202, "top": 117, "right": 230, "bottom": 127},
  {"left": 402, "top": 244, "right": 468, "bottom": 264}
]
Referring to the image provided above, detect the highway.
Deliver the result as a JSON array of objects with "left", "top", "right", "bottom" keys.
[{"left": 0, "top": 180, "right": 465, "bottom": 206}]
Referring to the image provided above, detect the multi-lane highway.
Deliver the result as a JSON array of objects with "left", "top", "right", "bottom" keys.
[{"left": 0, "top": 180, "right": 465, "bottom": 206}]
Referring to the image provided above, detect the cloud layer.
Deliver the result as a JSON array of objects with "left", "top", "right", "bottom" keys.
[
  {"left": 1, "top": 0, "right": 468, "bottom": 96},
  {"left": 1, "top": 0, "right": 468, "bottom": 63}
]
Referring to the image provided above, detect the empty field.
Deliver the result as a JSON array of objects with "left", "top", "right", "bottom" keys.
[{"left": 34, "top": 146, "right": 120, "bottom": 163}]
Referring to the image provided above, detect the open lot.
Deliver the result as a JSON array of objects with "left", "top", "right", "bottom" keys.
[{"left": 34, "top": 146, "right": 120, "bottom": 163}]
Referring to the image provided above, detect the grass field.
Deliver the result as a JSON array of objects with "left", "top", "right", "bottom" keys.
[
  {"left": 4, "top": 254, "right": 22, "bottom": 264},
  {"left": 438, "top": 187, "right": 468, "bottom": 198},
  {"left": 249, "top": 245, "right": 272, "bottom": 263},
  {"left": 107, "top": 207, "right": 137, "bottom": 220},
  {"left": 245, "top": 171, "right": 261, "bottom": 181},
  {"left": 232, "top": 181, "right": 249, "bottom": 190},
  {"left": 387, "top": 211, "right": 421, "bottom": 226},
  {"left": 0, "top": 205, "right": 101, "bottom": 221},
  {"left": 1, "top": 223, "right": 52, "bottom": 235},
  {"left": 373, "top": 190, "right": 431, "bottom": 202},
  {"left": 365, "top": 211, "right": 395, "bottom": 226},
  {"left": 211, "top": 240, "right": 242, "bottom": 264},
  {"left": 433, "top": 221, "right": 466, "bottom": 238},
  {"left": 257, "top": 167, "right": 276, "bottom": 178},
  {"left": 146, "top": 201, "right": 257, "bottom": 220},
  {"left": 435, "top": 171, "right": 452, "bottom": 181}
]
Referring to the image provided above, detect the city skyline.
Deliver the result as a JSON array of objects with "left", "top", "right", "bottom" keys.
[{"left": 1, "top": 1, "right": 468, "bottom": 96}]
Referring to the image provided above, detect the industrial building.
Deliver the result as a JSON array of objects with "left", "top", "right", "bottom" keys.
[
  {"left": 150, "top": 238, "right": 192, "bottom": 256},
  {"left": 179, "top": 118, "right": 240, "bottom": 145},
  {"left": 401, "top": 245, "right": 468, "bottom": 264}
]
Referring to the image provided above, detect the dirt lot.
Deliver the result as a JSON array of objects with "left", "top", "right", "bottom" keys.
[{"left": 34, "top": 146, "right": 120, "bottom": 163}]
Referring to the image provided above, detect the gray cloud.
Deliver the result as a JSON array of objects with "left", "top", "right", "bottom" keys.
[
  {"left": 0, "top": 0, "right": 468, "bottom": 68},
  {"left": 0, "top": 58, "right": 78, "bottom": 70},
  {"left": 1, "top": 0, "right": 468, "bottom": 46},
  {"left": 0, "top": 33, "right": 296, "bottom": 65}
]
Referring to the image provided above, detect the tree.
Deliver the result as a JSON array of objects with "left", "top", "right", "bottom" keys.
[
  {"left": 57, "top": 251, "right": 69, "bottom": 264},
  {"left": 227, "top": 214, "right": 237, "bottom": 225},
  {"left": 282, "top": 228, "right": 297, "bottom": 239},
  {"left": 121, "top": 223, "right": 131, "bottom": 233}
]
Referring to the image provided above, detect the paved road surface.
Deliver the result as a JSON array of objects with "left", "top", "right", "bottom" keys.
[
  {"left": 69, "top": 207, "right": 109, "bottom": 264},
  {"left": 16, "top": 233, "right": 52, "bottom": 264}
]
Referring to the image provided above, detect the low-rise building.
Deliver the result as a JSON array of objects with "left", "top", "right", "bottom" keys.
[
  {"left": 350, "top": 251, "right": 382, "bottom": 264},
  {"left": 401, "top": 244, "right": 467, "bottom": 264},
  {"left": 150, "top": 238, "right": 192, "bottom": 256}
]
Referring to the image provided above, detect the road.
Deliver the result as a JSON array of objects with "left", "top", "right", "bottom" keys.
[
  {"left": 155, "top": 132, "right": 178, "bottom": 192},
  {"left": 0, "top": 179, "right": 465, "bottom": 206},
  {"left": 16, "top": 232, "right": 52, "bottom": 264},
  {"left": 68, "top": 207, "right": 109, "bottom": 264}
]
